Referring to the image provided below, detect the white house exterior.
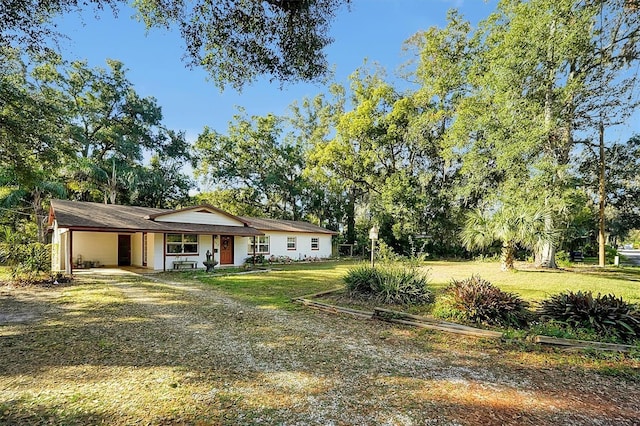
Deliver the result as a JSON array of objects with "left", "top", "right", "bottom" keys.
[{"left": 48, "top": 200, "right": 337, "bottom": 273}]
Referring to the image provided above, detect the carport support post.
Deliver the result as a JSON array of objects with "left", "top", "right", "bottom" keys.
[
  {"left": 68, "top": 230, "right": 73, "bottom": 274},
  {"left": 252, "top": 236, "right": 256, "bottom": 267}
]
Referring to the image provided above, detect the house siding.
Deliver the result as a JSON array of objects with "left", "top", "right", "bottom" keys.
[
  {"left": 72, "top": 232, "right": 119, "bottom": 266},
  {"left": 247, "top": 232, "right": 332, "bottom": 260},
  {"left": 132, "top": 233, "right": 143, "bottom": 266}
]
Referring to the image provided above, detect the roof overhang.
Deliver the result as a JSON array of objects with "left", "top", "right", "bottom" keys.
[{"left": 54, "top": 224, "right": 264, "bottom": 237}]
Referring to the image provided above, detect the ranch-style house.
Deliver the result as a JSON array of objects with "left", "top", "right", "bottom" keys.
[{"left": 48, "top": 199, "right": 337, "bottom": 273}]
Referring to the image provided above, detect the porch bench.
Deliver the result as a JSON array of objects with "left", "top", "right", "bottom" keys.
[{"left": 173, "top": 260, "right": 197, "bottom": 270}]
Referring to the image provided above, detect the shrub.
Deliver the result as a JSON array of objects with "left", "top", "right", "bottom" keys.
[
  {"left": 0, "top": 242, "right": 51, "bottom": 283},
  {"left": 605, "top": 245, "right": 618, "bottom": 264},
  {"left": 436, "top": 275, "right": 531, "bottom": 327},
  {"left": 555, "top": 250, "right": 571, "bottom": 267},
  {"left": 244, "top": 254, "right": 266, "bottom": 265},
  {"left": 344, "top": 264, "right": 379, "bottom": 295},
  {"left": 538, "top": 291, "right": 640, "bottom": 343},
  {"left": 344, "top": 264, "right": 432, "bottom": 305},
  {"left": 375, "top": 264, "right": 432, "bottom": 305}
]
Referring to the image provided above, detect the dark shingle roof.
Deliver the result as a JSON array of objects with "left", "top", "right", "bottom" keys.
[
  {"left": 239, "top": 216, "right": 338, "bottom": 235},
  {"left": 49, "top": 200, "right": 263, "bottom": 236}
]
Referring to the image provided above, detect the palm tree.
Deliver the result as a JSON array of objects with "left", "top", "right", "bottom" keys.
[{"left": 461, "top": 205, "right": 549, "bottom": 271}]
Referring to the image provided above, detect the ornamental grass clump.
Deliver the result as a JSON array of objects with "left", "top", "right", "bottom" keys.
[
  {"left": 435, "top": 275, "right": 531, "bottom": 327},
  {"left": 343, "top": 264, "right": 432, "bottom": 305},
  {"left": 375, "top": 264, "right": 432, "bottom": 305},
  {"left": 538, "top": 291, "right": 640, "bottom": 343},
  {"left": 344, "top": 263, "right": 379, "bottom": 295}
]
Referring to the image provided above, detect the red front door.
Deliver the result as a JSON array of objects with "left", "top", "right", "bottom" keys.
[{"left": 220, "top": 235, "right": 234, "bottom": 265}]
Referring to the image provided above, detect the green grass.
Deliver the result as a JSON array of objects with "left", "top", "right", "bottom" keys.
[
  {"left": 0, "top": 266, "right": 10, "bottom": 282},
  {"left": 425, "top": 261, "right": 640, "bottom": 304},
  {"left": 166, "top": 260, "right": 640, "bottom": 309},
  {"left": 180, "top": 261, "right": 354, "bottom": 309}
]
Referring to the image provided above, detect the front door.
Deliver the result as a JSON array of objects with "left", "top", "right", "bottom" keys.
[
  {"left": 118, "top": 235, "right": 131, "bottom": 266},
  {"left": 220, "top": 235, "right": 234, "bottom": 265}
]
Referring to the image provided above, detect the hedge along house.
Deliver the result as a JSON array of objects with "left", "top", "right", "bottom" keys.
[{"left": 48, "top": 199, "right": 337, "bottom": 273}]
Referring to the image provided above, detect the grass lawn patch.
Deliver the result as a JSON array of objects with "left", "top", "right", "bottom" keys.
[
  {"left": 176, "top": 261, "right": 353, "bottom": 309},
  {"left": 425, "top": 261, "right": 640, "bottom": 303}
]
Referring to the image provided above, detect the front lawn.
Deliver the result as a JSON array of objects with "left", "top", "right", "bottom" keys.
[
  {"left": 425, "top": 261, "right": 640, "bottom": 303},
  {"left": 183, "top": 260, "right": 640, "bottom": 345},
  {"left": 180, "top": 260, "right": 640, "bottom": 307},
  {"left": 173, "top": 261, "right": 353, "bottom": 309},
  {"left": 1, "top": 263, "right": 639, "bottom": 424}
]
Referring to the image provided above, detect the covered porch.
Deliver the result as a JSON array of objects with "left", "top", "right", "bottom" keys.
[{"left": 52, "top": 229, "right": 259, "bottom": 274}]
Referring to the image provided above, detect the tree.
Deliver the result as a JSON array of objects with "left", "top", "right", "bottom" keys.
[
  {"left": 449, "top": 0, "right": 640, "bottom": 268},
  {"left": 579, "top": 134, "right": 640, "bottom": 244},
  {"left": 126, "top": 155, "right": 193, "bottom": 209},
  {"left": 1, "top": 0, "right": 349, "bottom": 89},
  {"left": 193, "top": 189, "right": 265, "bottom": 218},
  {"left": 194, "top": 109, "right": 307, "bottom": 220},
  {"left": 461, "top": 205, "right": 548, "bottom": 271},
  {"left": 290, "top": 92, "right": 347, "bottom": 231},
  {"left": 34, "top": 58, "right": 191, "bottom": 204},
  {"left": 1, "top": 47, "right": 69, "bottom": 242}
]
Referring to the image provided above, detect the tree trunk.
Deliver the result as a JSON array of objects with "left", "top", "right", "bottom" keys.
[
  {"left": 501, "top": 241, "right": 515, "bottom": 271},
  {"left": 598, "top": 119, "right": 606, "bottom": 267},
  {"left": 539, "top": 211, "right": 557, "bottom": 268},
  {"left": 31, "top": 190, "right": 47, "bottom": 244},
  {"left": 345, "top": 186, "right": 357, "bottom": 244}
]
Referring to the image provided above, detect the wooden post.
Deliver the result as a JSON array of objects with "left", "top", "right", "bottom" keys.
[
  {"left": 370, "top": 239, "right": 375, "bottom": 268},
  {"left": 68, "top": 230, "right": 73, "bottom": 275},
  {"left": 253, "top": 236, "right": 256, "bottom": 267},
  {"left": 163, "top": 233, "right": 166, "bottom": 271}
]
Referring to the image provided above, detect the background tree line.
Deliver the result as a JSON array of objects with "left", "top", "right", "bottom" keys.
[{"left": 2, "top": 0, "right": 640, "bottom": 268}]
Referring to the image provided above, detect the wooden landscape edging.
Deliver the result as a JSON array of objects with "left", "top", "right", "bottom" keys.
[
  {"left": 533, "top": 335, "right": 634, "bottom": 352},
  {"left": 294, "top": 298, "right": 373, "bottom": 319},
  {"left": 292, "top": 289, "right": 503, "bottom": 339},
  {"left": 372, "top": 307, "right": 503, "bottom": 339},
  {"left": 292, "top": 290, "right": 633, "bottom": 351}
]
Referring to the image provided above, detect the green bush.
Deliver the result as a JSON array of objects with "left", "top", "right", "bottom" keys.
[
  {"left": 605, "top": 245, "right": 618, "bottom": 264},
  {"left": 0, "top": 242, "right": 52, "bottom": 283},
  {"left": 244, "top": 254, "right": 266, "bottom": 265},
  {"left": 435, "top": 275, "right": 531, "bottom": 327},
  {"left": 375, "top": 264, "right": 432, "bottom": 305},
  {"left": 555, "top": 250, "right": 571, "bottom": 267},
  {"left": 344, "top": 264, "right": 379, "bottom": 295},
  {"left": 538, "top": 291, "right": 640, "bottom": 343},
  {"left": 344, "top": 264, "right": 432, "bottom": 305}
]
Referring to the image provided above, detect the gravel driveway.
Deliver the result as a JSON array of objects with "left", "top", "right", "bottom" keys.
[{"left": 1, "top": 272, "right": 639, "bottom": 425}]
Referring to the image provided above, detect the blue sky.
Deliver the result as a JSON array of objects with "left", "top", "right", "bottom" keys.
[
  {"left": 53, "top": 0, "right": 639, "bottom": 156},
  {"left": 54, "top": 0, "right": 498, "bottom": 142}
]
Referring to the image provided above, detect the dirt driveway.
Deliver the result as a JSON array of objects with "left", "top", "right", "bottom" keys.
[{"left": 1, "top": 272, "right": 639, "bottom": 425}]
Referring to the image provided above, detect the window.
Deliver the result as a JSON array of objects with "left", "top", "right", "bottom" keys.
[
  {"left": 248, "top": 236, "right": 270, "bottom": 254},
  {"left": 311, "top": 237, "right": 319, "bottom": 250},
  {"left": 287, "top": 236, "right": 296, "bottom": 250},
  {"left": 166, "top": 233, "right": 198, "bottom": 254}
]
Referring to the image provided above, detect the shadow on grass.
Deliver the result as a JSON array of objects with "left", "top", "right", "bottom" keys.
[{"left": 0, "top": 399, "right": 108, "bottom": 426}]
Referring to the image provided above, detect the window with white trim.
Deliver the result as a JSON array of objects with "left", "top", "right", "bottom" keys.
[
  {"left": 311, "top": 237, "right": 319, "bottom": 250},
  {"left": 166, "top": 233, "right": 198, "bottom": 254},
  {"left": 287, "top": 236, "right": 296, "bottom": 250},
  {"left": 248, "top": 236, "right": 270, "bottom": 254}
]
